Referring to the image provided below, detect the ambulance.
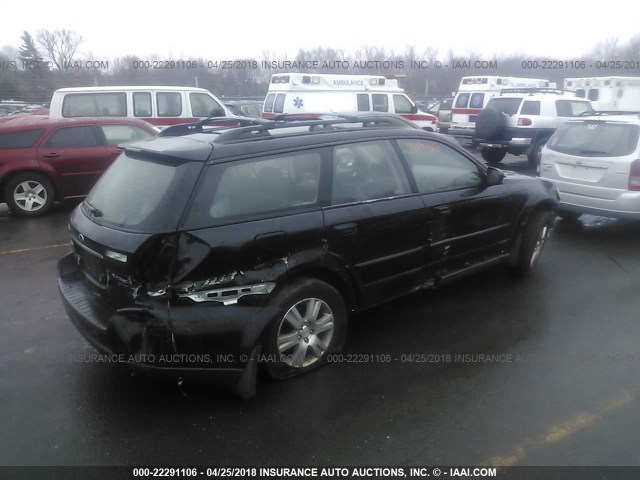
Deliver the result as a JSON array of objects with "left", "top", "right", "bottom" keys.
[
  {"left": 449, "top": 76, "right": 554, "bottom": 136},
  {"left": 262, "top": 73, "right": 438, "bottom": 130},
  {"left": 564, "top": 76, "right": 640, "bottom": 111}
]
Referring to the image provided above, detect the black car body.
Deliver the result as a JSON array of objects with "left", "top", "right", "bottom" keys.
[{"left": 58, "top": 114, "right": 558, "bottom": 396}]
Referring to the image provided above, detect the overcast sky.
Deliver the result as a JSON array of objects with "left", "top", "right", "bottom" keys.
[{"left": 1, "top": 0, "right": 637, "bottom": 60}]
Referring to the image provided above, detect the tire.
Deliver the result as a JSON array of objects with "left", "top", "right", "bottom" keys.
[
  {"left": 4, "top": 172, "right": 55, "bottom": 217},
  {"left": 475, "top": 107, "right": 506, "bottom": 140},
  {"left": 481, "top": 148, "right": 507, "bottom": 164},
  {"left": 508, "top": 210, "right": 553, "bottom": 277},
  {"left": 558, "top": 210, "right": 582, "bottom": 221},
  {"left": 264, "top": 278, "right": 347, "bottom": 380}
]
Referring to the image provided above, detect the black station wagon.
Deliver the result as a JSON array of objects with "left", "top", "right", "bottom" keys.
[{"left": 58, "top": 113, "right": 558, "bottom": 397}]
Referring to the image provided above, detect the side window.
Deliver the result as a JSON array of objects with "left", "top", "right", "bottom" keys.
[
  {"left": 190, "top": 92, "right": 222, "bottom": 117},
  {"left": 469, "top": 93, "right": 485, "bottom": 109},
  {"left": 588, "top": 89, "right": 599, "bottom": 101},
  {"left": 521, "top": 101, "right": 541, "bottom": 115},
  {"left": 357, "top": 94, "right": 370, "bottom": 111},
  {"left": 454, "top": 93, "right": 470, "bottom": 108},
  {"left": 556, "top": 100, "right": 592, "bottom": 117},
  {"left": 273, "top": 94, "right": 286, "bottom": 113},
  {"left": 100, "top": 125, "right": 153, "bottom": 146},
  {"left": 44, "top": 126, "right": 99, "bottom": 148},
  {"left": 0, "top": 129, "right": 46, "bottom": 148},
  {"left": 62, "top": 93, "right": 127, "bottom": 117},
  {"left": 393, "top": 94, "right": 414, "bottom": 114},
  {"left": 264, "top": 94, "right": 276, "bottom": 113},
  {"left": 186, "top": 149, "right": 323, "bottom": 227},
  {"left": 372, "top": 94, "right": 389, "bottom": 112},
  {"left": 331, "top": 140, "right": 411, "bottom": 205},
  {"left": 575, "top": 89, "right": 586, "bottom": 98},
  {"left": 397, "top": 139, "right": 482, "bottom": 194},
  {"left": 157, "top": 92, "right": 183, "bottom": 117},
  {"left": 133, "top": 92, "right": 152, "bottom": 117}
]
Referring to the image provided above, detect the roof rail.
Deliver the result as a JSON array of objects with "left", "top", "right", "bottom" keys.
[
  {"left": 500, "top": 88, "right": 563, "bottom": 95},
  {"left": 578, "top": 110, "right": 640, "bottom": 117},
  {"left": 214, "top": 113, "right": 417, "bottom": 143},
  {"left": 158, "top": 116, "right": 270, "bottom": 137},
  {"left": 158, "top": 113, "right": 417, "bottom": 140}
]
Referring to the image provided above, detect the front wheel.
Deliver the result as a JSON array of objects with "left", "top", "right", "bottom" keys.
[
  {"left": 264, "top": 278, "right": 347, "bottom": 380},
  {"left": 508, "top": 210, "right": 554, "bottom": 277},
  {"left": 481, "top": 148, "right": 507, "bottom": 164},
  {"left": 4, "top": 173, "right": 55, "bottom": 217}
]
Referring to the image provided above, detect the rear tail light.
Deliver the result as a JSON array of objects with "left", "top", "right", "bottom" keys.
[
  {"left": 517, "top": 118, "right": 532, "bottom": 126},
  {"left": 629, "top": 159, "right": 640, "bottom": 191}
]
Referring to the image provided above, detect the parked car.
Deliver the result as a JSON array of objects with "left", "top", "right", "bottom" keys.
[
  {"left": 474, "top": 88, "right": 593, "bottom": 168},
  {"left": 426, "top": 97, "right": 453, "bottom": 134},
  {"left": 224, "top": 100, "right": 263, "bottom": 118},
  {"left": 539, "top": 112, "right": 640, "bottom": 220},
  {"left": 0, "top": 116, "right": 157, "bottom": 216},
  {"left": 48, "top": 86, "right": 232, "bottom": 128},
  {"left": 57, "top": 113, "right": 558, "bottom": 397}
]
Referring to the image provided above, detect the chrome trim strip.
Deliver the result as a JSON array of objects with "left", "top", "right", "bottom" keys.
[
  {"left": 430, "top": 224, "right": 510, "bottom": 248},
  {"left": 178, "top": 282, "right": 276, "bottom": 306}
]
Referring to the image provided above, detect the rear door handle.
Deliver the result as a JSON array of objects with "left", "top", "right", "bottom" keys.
[
  {"left": 43, "top": 153, "right": 60, "bottom": 158},
  {"left": 333, "top": 222, "right": 358, "bottom": 235}
]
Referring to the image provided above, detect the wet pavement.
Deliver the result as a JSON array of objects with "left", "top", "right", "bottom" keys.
[{"left": 1, "top": 154, "right": 640, "bottom": 467}]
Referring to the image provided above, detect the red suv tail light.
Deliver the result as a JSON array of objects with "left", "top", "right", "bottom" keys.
[
  {"left": 629, "top": 160, "right": 640, "bottom": 191},
  {"left": 517, "top": 118, "right": 532, "bottom": 126}
]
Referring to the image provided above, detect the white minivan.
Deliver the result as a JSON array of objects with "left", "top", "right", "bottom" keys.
[
  {"left": 49, "top": 86, "right": 232, "bottom": 128},
  {"left": 540, "top": 113, "right": 640, "bottom": 219}
]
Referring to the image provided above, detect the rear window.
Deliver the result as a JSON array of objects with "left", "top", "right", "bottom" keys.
[
  {"left": 84, "top": 153, "right": 203, "bottom": 232},
  {"left": 469, "top": 93, "right": 485, "bottom": 109},
  {"left": 99, "top": 125, "right": 154, "bottom": 146},
  {"left": 454, "top": 93, "right": 470, "bottom": 108},
  {"left": 264, "top": 94, "right": 276, "bottom": 113},
  {"left": 486, "top": 97, "right": 523, "bottom": 115},
  {"left": 274, "top": 94, "right": 285, "bottom": 114},
  {"left": 556, "top": 100, "right": 592, "bottom": 117},
  {"left": 62, "top": 93, "right": 127, "bottom": 117},
  {"left": 547, "top": 121, "right": 640, "bottom": 157},
  {"left": 0, "top": 129, "right": 46, "bottom": 148}
]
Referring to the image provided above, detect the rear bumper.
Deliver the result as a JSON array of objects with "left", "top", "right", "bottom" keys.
[
  {"left": 546, "top": 180, "right": 640, "bottom": 219},
  {"left": 57, "top": 253, "right": 272, "bottom": 392},
  {"left": 448, "top": 127, "right": 475, "bottom": 137}
]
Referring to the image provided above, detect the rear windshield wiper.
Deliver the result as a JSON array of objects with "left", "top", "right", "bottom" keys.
[{"left": 84, "top": 200, "right": 103, "bottom": 218}]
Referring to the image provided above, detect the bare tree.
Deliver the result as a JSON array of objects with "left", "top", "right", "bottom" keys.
[{"left": 37, "top": 29, "right": 82, "bottom": 71}]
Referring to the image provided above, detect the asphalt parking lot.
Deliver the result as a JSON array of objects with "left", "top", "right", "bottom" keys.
[{"left": 2, "top": 150, "right": 640, "bottom": 467}]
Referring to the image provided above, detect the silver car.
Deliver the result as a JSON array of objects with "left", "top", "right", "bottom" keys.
[{"left": 539, "top": 113, "right": 640, "bottom": 220}]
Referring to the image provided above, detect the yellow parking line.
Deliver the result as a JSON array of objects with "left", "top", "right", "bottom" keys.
[
  {"left": 487, "top": 390, "right": 634, "bottom": 466},
  {"left": 0, "top": 242, "right": 72, "bottom": 256}
]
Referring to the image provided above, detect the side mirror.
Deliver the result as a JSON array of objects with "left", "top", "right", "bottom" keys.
[
  {"left": 486, "top": 167, "right": 504, "bottom": 186},
  {"left": 210, "top": 107, "right": 226, "bottom": 117},
  {"left": 410, "top": 104, "right": 418, "bottom": 114}
]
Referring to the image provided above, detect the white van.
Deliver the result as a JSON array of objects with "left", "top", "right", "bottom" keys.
[
  {"left": 49, "top": 86, "right": 232, "bottom": 128},
  {"left": 262, "top": 73, "right": 438, "bottom": 130},
  {"left": 564, "top": 76, "right": 640, "bottom": 111},
  {"left": 450, "top": 76, "right": 554, "bottom": 136}
]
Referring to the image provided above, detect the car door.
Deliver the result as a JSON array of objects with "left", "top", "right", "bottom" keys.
[
  {"left": 322, "top": 140, "right": 430, "bottom": 307},
  {"left": 37, "top": 124, "right": 108, "bottom": 198},
  {"left": 396, "top": 138, "right": 513, "bottom": 275}
]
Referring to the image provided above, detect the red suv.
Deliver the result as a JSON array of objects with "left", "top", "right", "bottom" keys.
[{"left": 0, "top": 116, "right": 156, "bottom": 216}]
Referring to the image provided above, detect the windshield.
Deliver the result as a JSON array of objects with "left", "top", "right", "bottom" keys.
[
  {"left": 83, "top": 153, "right": 203, "bottom": 232},
  {"left": 486, "top": 97, "right": 523, "bottom": 115},
  {"left": 547, "top": 121, "right": 640, "bottom": 157}
]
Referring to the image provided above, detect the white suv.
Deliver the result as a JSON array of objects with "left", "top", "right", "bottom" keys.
[
  {"left": 539, "top": 113, "right": 640, "bottom": 220},
  {"left": 474, "top": 89, "right": 593, "bottom": 168}
]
